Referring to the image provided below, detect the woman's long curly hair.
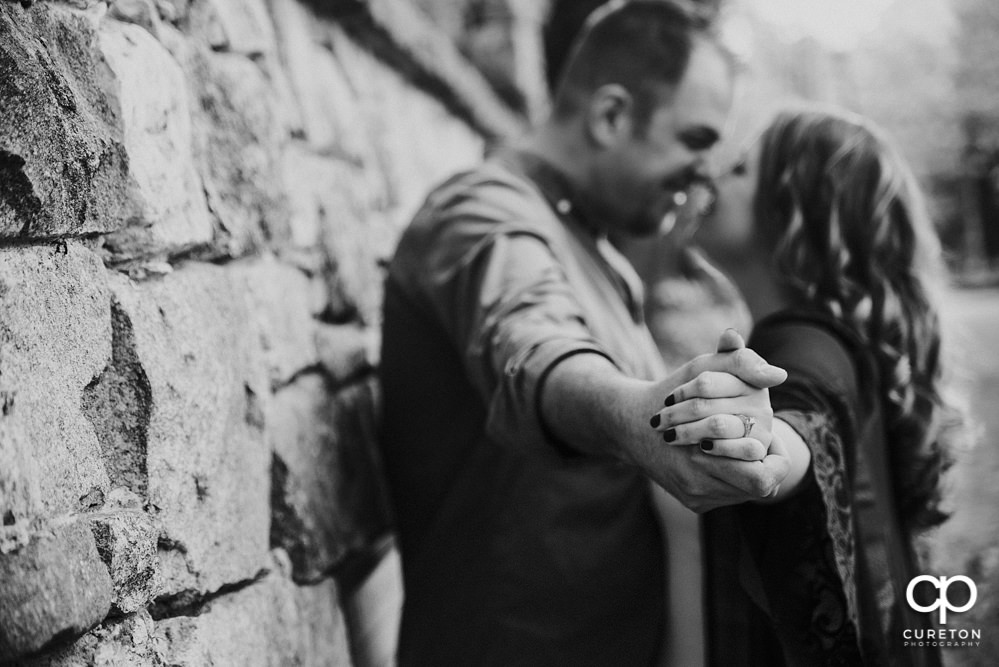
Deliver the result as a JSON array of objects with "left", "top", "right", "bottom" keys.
[{"left": 753, "top": 108, "right": 959, "bottom": 532}]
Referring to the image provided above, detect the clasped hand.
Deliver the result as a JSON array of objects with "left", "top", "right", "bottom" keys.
[{"left": 644, "top": 329, "right": 791, "bottom": 512}]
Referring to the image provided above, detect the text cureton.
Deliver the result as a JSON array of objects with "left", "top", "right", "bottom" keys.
[{"left": 903, "top": 629, "right": 981, "bottom": 639}]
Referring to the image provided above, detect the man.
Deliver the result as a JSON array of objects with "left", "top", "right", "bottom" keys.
[{"left": 379, "top": 2, "right": 789, "bottom": 664}]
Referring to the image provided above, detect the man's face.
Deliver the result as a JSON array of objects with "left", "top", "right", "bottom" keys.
[{"left": 591, "top": 41, "right": 733, "bottom": 237}]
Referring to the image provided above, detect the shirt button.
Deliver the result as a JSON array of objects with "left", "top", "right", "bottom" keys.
[{"left": 556, "top": 199, "right": 571, "bottom": 215}]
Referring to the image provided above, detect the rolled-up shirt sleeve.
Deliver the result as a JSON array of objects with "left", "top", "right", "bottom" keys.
[{"left": 421, "top": 227, "right": 617, "bottom": 454}]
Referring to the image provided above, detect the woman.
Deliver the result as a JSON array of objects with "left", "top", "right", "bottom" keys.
[{"left": 689, "top": 107, "right": 960, "bottom": 665}]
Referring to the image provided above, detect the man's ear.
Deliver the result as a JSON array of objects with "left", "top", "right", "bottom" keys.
[{"left": 585, "top": 84, "right": 635, "bottom": 148}]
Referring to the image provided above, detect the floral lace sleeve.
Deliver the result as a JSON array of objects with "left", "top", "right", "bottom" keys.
[
  {"left": 732, "top": 408, "right": 865, "bottom": 664},
  {"left": 778, "top": 409, "right": 859, "bottom": 632},
  {"left": 704, "top": 311, "right": 922, "bottom": 666}
]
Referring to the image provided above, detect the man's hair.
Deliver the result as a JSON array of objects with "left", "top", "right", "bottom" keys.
[{"left": 550, "top": 1, "right": 717, "bottom": 130}]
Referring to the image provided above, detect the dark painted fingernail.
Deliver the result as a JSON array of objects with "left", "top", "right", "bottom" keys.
[
  {"left": 649, "top": 414, "right": 661, "bottom": 428},
  {"left": 699, "top": 439, "right": 714, "bottom": 451},
  {"left": 663, "top": 428, "right": 676, "bottom": 443},
  {"left": 664, "top": 394, "right": 675, "bottom": 407}
]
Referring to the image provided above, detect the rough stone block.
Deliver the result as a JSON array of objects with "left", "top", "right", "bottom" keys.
[
  {"left": 327, "top": 24, "right": 484, "bottom": 224},
  {"left": 260, "top": 55, "right": 304, "bottom": 140},
  {"left": 195, "top": 0, "right": 276, "bottom": 57},
  {"left": 276, "top": 144, "right": 387, "bottom": 324},
  {"left": 0, "top": 2, "right": 130, "bottom": 239},
  {"left": 187, "top": 48, "right": 288, "bottom": 259},
  {"left": 15, "top": 610, "right": 160, "bottom": 667},
  {"left": 0, "top": 522, "right": 114, "bottom": 662},
  {"left": 154, "top": 0, "right": 188, "bottom": 24},
  {"left": 269, "top": 377, "right": 392, "bottom": 583},
  {"left": 233, "top": 254, "right": 319, "bottom": 388},
  {"left": 0, "top": 243, "right": 111, "bottom": 548},
  {"left": 459, "top": 0, "right": 550, "bottom": 122},
  {"left": 377, "top": 85, "right": 484, "bottom": 224},
  {"left": 80, "top": 296, "right": 153, "bottom": 502},
  {"left": 154, "top": 567, "right": 353, "bottom": 666},
  {"left": 410, "top": 0, "right": 464, "bottom": 36},
  {"left": 88, "top": 498, "right": 160, "bottom": 613},
  {"left": 108, "top": 265, "right": 271, "bottom": 596},
  {"left": 98, "top": 20, "right": 213, "bottom": 259},
  {"left": 325, "top": 206, "right": 397, "bottom": 327},
  {"left": 278, "top": 145, "right": 335, "bottom": 249},
  {"left": 321, "top": 0, "right": 522, "bottom": 140},
  {"left": 314, "top": 323, "right": 377, "bottom": 385},
  {"left": 269, "top": 0, "right": 373, "bottom": 159},
  {"left": 108, "top": 0, "right": 161, "bottom": 36}
]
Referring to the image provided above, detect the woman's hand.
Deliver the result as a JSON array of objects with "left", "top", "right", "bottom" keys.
[
  {"left": 647, "top": 330, "right": 811, "bottom": 501},
  {"left": 649, "top": 328, "right": 775, "bottom": 459},
  {"left": 649, "top": 369, "right": 773, "bottom": 460}
]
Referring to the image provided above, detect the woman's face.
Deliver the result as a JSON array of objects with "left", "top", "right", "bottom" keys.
[{"left": 694, "top": 140, "right": 760, "bottom": 262}]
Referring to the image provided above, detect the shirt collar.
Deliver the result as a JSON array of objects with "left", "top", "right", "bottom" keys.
[
  {"left": 496, "top": 148, "right": 647, "bottom": 325},
  {"left": 499, "top": 149, "right": 603, "bottom": 237}
]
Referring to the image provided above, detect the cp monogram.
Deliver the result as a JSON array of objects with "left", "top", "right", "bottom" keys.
[{"left": 906, "top": 575, "right": 978, "bottom": 624}]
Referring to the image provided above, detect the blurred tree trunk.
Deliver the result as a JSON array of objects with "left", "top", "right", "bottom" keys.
[{"left": 952, "top": 0, "right": 999, "bottom": 266}]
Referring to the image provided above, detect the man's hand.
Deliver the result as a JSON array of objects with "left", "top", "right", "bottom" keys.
[
  {"left": 540, "top": 329, "right": 790, "bottom": 512},
  {"left": 637, "top": 435, "right": 789, "bottom": 512}
]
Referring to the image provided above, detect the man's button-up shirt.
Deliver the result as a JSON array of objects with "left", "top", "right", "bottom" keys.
[{"left": 379, "top": 150, "right": 667, "bottom": 666}]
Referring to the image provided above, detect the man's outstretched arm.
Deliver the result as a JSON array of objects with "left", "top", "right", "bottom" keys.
[
  {"left": 414, "top": 221, "right": 788, "bottom": 510},
  {"left": 540, "top": 331, "right": 791, "bottom": 512}
]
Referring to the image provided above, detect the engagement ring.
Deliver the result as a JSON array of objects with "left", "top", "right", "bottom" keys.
[{"left": 737, "top": 414, "right": 756, "bottom": 438}]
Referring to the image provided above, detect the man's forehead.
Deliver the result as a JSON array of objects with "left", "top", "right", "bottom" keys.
[{"left": 668, "top": 40, "right": 734, "bottom": 131}]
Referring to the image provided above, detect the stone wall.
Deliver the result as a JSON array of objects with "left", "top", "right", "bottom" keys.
[{"left": 0, "top": 0, "right": 515, "bottom": 663}]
